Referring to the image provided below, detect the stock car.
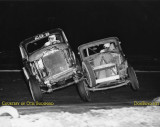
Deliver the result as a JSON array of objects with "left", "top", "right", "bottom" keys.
[
  {"left": 19, "top": 28, "right": 85, "bottom": 102},
  {"left": 77, "top": 37, "right": 139, "bottom": 101}
]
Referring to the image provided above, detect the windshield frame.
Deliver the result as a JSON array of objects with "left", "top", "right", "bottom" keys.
[
  {"left": 78, "top": 37, "right": 120, "bottom": 60},
  {"left": 19, "top": 28, "right": 68, "bottom": 56},
  {"left": 26, "top": 32, "right": 64, "bottom": 54}
]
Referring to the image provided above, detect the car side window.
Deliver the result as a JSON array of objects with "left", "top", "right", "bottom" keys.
[{"left": 83, "top": 49, "right": 88, "bottom": 57}]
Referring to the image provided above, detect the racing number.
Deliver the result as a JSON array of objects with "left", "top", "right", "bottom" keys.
[{"left": 35, "top": 32, "right": 50, "bottom": 40}]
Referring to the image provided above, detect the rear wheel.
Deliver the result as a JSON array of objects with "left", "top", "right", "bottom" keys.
[
  {"left": 77, "top": 80, "right": 91, "bottom": 102},
  {"left": 128, "top": 66, "right": 139, "bottom": 91},
  {"left": 28, "top": 76, "right": 43, "bottom": 102}
]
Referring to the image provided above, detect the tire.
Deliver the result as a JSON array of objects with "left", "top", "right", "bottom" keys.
[
  {"left": 77, "top": 80, "right": 91, "bottom": 102},
  {"left": 127, "top": 66, "right": 139, "bottom": 91},
  {"left": 82, "top": 60, "right": 96, "bottom": 87},
  {"left": 28, "top": 76, "right": 43, "bottom": 102}
]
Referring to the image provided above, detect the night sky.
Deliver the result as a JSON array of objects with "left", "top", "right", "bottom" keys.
[{"left": 0, "top": 0, "right": 160, "bottom": 56}]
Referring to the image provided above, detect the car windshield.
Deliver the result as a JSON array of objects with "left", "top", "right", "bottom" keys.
[{"left": 26, "top": 33, "right": 64, "bottom": 54}]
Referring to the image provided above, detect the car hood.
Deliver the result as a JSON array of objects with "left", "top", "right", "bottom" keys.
[{"left": 28, "top": 43, "right": 68, "bottom": 62}]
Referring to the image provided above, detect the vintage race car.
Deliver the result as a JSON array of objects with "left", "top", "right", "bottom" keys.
[
  {"left": 77, "top": 37, "right": 139, "bottom": 101},
  {"left": 19, "top": 28, "right": 85, "bottom": 102}
]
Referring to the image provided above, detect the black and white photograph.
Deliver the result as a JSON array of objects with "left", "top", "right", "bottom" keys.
[{"left": 0, "top": 0, "right": 160, "bottom": 126}]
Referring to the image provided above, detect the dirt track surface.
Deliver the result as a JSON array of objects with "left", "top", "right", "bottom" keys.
[{"left": 0, "top": 72, "right": 160, "bottom": 106}]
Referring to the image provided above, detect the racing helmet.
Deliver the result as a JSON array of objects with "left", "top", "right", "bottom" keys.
[{"left": 104, "top": 43, "right": 110, "bottom": 48}]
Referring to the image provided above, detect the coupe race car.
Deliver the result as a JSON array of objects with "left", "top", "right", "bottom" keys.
[
  {"left": 19, "top": 28, "right": 85, "bottom": 102},
  {"left": 77, "top": 37, "right": 139, "bottom": 101}
]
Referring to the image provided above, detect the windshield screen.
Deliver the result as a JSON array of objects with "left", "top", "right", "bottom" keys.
[{"left": 26, "top": 33, "right": 64, "bottom": 54}]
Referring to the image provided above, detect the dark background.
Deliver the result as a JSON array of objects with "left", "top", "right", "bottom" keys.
[{"left": 0, "top": 0, "right": 160, "bottom": 69}]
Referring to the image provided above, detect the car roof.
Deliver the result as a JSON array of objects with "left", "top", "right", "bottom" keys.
[{"left": 78, "top": 37, "right": 119, "bottom": 51}]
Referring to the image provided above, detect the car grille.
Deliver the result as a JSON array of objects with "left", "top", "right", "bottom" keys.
[{"left": 43, "top": 51, "right": 69, "bottom": 76}]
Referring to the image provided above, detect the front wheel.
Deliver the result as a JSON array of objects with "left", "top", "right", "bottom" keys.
[
  {"left": 127, "top": 66, "right": 139, "bottom": 91},
  {"left": 77, "top": 80, "right": 91, "bottom": 102},
  {"left": 28, "top": 76, "right": 43, "bottom": 102},
  {"left": 82, "top": 60, "right": 96, "bottom": 87}
]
